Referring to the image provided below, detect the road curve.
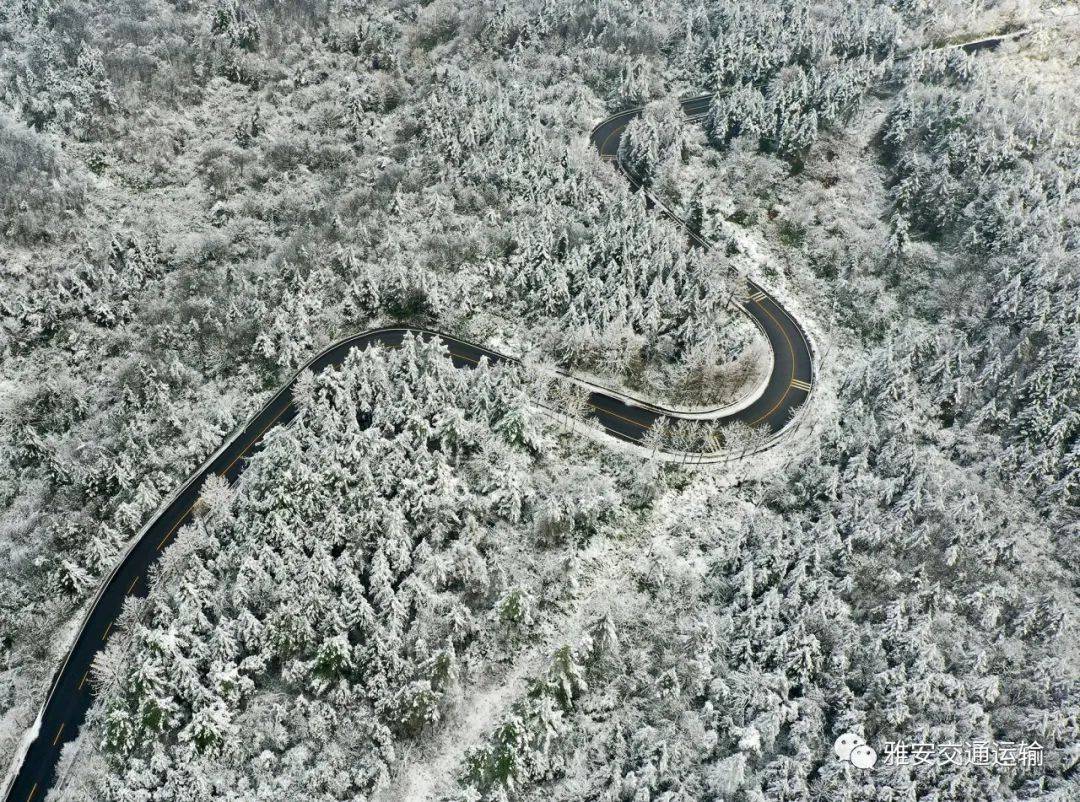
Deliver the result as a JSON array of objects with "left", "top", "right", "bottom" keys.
[
  {"left": 5, "top": 96, "right": 813, "bottom": 801},
  {"left": 589, "top": 95, "right": 814, "bottom": 436}
]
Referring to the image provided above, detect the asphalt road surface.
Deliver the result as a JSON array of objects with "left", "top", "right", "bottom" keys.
[
  {"left": 5, "top": 96, "right": 812, "bottom": 802},
  {"left": 589, "top": 95, "right": 814, "bottom": 437}
]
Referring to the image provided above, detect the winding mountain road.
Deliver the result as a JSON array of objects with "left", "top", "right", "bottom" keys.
[
  {"left": 590, "top": 95, "right": 813, "bottom": 437},
  {"left": 5, "top": 97, "right": 813, "bottom": 802}
]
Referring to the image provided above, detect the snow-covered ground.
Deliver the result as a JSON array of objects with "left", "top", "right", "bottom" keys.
[{"left": 2, "top": 2, "right": 1077, "bottom": 801}]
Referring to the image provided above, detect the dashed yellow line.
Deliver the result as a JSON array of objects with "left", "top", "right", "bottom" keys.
[
  {"left": 26, "top": 783, "right": 37, "bottom": 801},
  {"left": 78, "top": 670, "right": 89, "bottom": 691},
  {"left": 220, "top": 404, "right": 290, "bottom": 475},
  {"left": 599, "top": 121, "right": 629, "bottom": 156},
  {"left": 51, "top": 723, "right": 64, "bottom": 747},
  {"left": 101, "top": 623, "right": 112, "bottom": 642},
  {"left": 585, "top": 401, "right": 650, "bottom": 431},
  {"left": 126, "top": 576, "right": 138, "bottom": 595},
  {"left": 449, "top": 350, "right": 479, "bottom": 365},
  {"left": 749, "top": 299, "right": 798, "bottom": 427},
  {"left": 158, "top": 401, "right": 291, "bottom": 552},
  {"left": 155, "top": 513, "right": 187, "bottom": 551}
]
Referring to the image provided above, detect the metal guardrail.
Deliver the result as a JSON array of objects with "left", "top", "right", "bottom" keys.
[
  {"left": 10, "top": 14, "right": 1080, "bottom": 795},
  {"left": 591, "top": 97, "right": 818, "bottom": 463},
  {"left": 0, "top": 326, "right": 397, "bottom": 799}
]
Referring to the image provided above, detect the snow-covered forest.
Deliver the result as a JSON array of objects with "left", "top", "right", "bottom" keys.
[{"left": 1, "top": 0, "right": 1077, "bottom": 800}]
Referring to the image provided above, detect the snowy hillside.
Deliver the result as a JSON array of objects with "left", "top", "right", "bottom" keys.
[{"left": 1, "top": 1, "right": 1077, "bottom": 801}]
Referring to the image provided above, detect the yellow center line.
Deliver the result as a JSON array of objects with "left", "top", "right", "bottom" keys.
[
  {"left": 101, "top": 623, "right": 112, "bottom": 641},
  {"left": 126, "top": 576, "right": 138, "bottom": 595},
  {"left": 600, "top": 121, "right": 629, "bottom": 156},
  {"left": 158, "top": 402, "right": 291, "bottom": 552},
  {"left": 585, "top": 400, "right": 650, "bottom": 431},
  {"left": 26, "top": 783, "right": 37, "bottom": 801},
  {"left": 220, "top": 403, "right": 291, "bottom": 475},
  {"left": 78, "top": 670, "right": 89, "bottom": 691},
  {"left": 449, "top": 350, "right": 479, "bottom": 365},
  {"left": 749, "top": 297, "right": 797, "bottom": 427},
  {"left": 155, "top": 510, "right": 189, "bottom": 551},
  {"left": 51, "top": 723, "right": 64, "bottom": 747},
  {"left": 592, "top": 100, "right": 804, "bottom": 432}
]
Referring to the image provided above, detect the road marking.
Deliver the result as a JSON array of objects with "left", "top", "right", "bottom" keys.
[
  {"left": 26, "top": 783, "right": 36, "bottom": 801},
  {"left": 220, "top": 403, "right": 291, "bottom": 476},
  {"left": 101, "top": 623, "right": 112, "bottom": 641},
  {"left": 600, "top": 122, "right": 629, "bottom": 156},
  {"left": 604, "top": 426, "right": 634, "bottom": 443},
  {"left": 126, "top": 576, "right": 138, "bottom": 595},
  {"left": 159, "top": 401, "right": 293, "bottom": 553},
  {"left": 748, "top": 299, "right": 798, "bottom": 427},
  {"left": 749, "top": 290, "right": 767, "bottom": 301},
  {"left": 78, "top": 670, "right": 89, "bottom": 690},
  {"left": 790, "top": 379, "right": 812, "bottom": 391},
  {"left": 155, "top": 513, "right": 187, "bottom": 551},
  {"left": 585, "top": 401, "right": 650, "bottom": 431},
  {"left": 449, "top": 350, "right": 479, "bottom": 365},
  {"left": 51, "top": 723, "right": 65, "bottom": 746}
]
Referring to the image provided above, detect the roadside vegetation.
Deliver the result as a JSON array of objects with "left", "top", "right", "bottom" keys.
[{"left": 1, "top": 1, "right": 1076, "bottom": 800}]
